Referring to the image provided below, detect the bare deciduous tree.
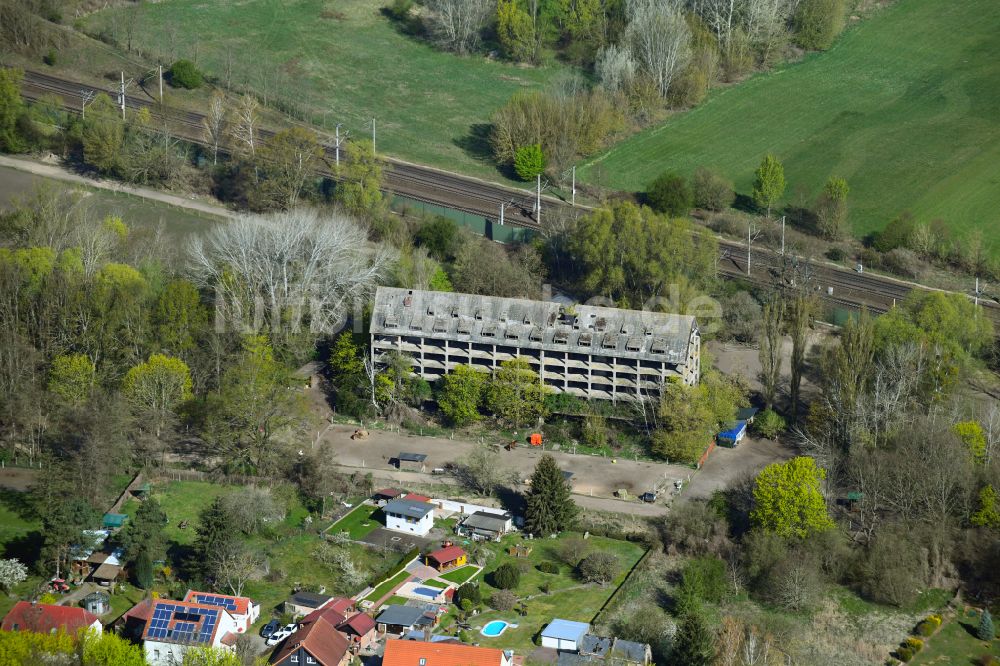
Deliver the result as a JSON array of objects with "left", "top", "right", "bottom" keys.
[
  {"left": 211, "top": 542, "right": 263, "bottom": 596},
  {"left": 220, "top": 487, "right": 284, "bottom": 535},
  {"left": 426, "top": 0, "right": 494, "bottom": 53},
  {"left": 230, "top": 94, "right": 259, "bottom": 157},
  {"left": 187, "top": 209, "right": 389, "bottom": 342},
  {"left": 203, "top": 91, "right": 227, "bottom": 166},
  {"left": 758, "top": 296, "right": 784, "bottom": 410},
  {"left": 595, "top": 43, "right": 636, "bottom": 94},
  {"left": 625, "top": 0, "right": 692, "bottom": 98}
]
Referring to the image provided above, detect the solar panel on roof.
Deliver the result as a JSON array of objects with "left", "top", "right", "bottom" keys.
[{"left": 194, "top": 594, "right": 238, "bottom": 612}]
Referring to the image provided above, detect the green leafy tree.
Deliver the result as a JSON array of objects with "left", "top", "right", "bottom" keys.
[
  {"left": 486, "top": 357, "right": 548, "bottom": 427},
  {"left": 753, "top": 409, "right": 787, "bottom": 439},
  {"left": 525, "top": 454, "right": 577, "bottom": 535},
  {"left": 652, "top": 370, "right": 748, "bottom": 463},
  {"left": 646, "top": 172, "right": 693, "bottom": 216},
  {"left": 513, "top": 143, "right": 545, "bottom": 181},
  {"left": 40, "top": 498, "right": 100, "bottom": 578},
  {"left": 496, "top": 0, "right": 536, "bottom": 62},
  {"left": 168, "top": 60, "right": 204, "bottom": 89},
  {"left": 154, "top": 279, "right": 208, "bottom": 357},
  {"left": 334, "top": 141, "right": 384, "bottom": 218},
  {"left": 971, "top": 485, "right": 1000, "bottom": 528},
  {"left": 80, "top": 630, "right": 147, "bottom": 666},
  {"left": 0, "top": 68, "right": 26, "bottom": 153},
  {"left": 815, "top": 176, "right": 849, "bottom": 239},
  {"left": 578, "top": 551, "right": 618, "bottom": 585},
  {"left": 492, "top": 562, "right": 521, "bottom": 589},
  {"left": 330, "top": 332, "right": 365, "bottom": 381},
  {"left": 48, "top": 353, "right": 96, "bottom": 405},
  {"left": 671, "top": 609, "right": 715, "bottom": 666},
  {"left": 752, "top": 153, "right": 785, "bottom": 218},
  {"left": 954, "top": 421, "right": 987, "bottom": 465},
  {"left": 438, "top": 364, "right": 488, "bottom": 426},
  {"left": 123, "top": 354, "right": 194, "bottom": 439},
  {"left": 691, "top": 167, "right": 734, "bottom": 211},
  {"left": 81, "top": 94, "right": 124, "bottom": 174},
  {"left": 978, "top": 609, "right": 995, "bottom": 641},
  {"left": 180, "top": 647, "right": 245, "bottom": 666},
  {"left": 119, "top": 498, "right": 168, "bottom": 567},
  {"left": 751, "top": 456, "right": 834, "bottom": 539}
]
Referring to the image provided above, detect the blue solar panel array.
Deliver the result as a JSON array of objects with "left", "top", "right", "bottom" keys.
[
  {"left": 192, "top": 593, "right": 239, "bottom": 612},
  {"left": 145, "top": 603, "right": 220, "bottom": 644}
]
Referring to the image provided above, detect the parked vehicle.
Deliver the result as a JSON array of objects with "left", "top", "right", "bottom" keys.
[
  {"left": 265, "top": 623, "right": 298, "bottom": 646},
  {"left": 260, "top": 619, "right": 280, "bottom": 639},
  {"left": 640, "top": 492, "right": 658, "bottom": 503}
]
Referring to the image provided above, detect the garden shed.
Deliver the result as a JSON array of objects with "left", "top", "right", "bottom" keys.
[{"left": 717, "top": 421, "right": 748, "bottom": 448}]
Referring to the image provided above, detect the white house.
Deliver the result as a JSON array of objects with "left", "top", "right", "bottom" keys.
[
  {"left": 182, "top": 590, "right": 259, "bottom": 632},
  {"left": 383, "top": 498, "right": 435, "bottom": 536},
  {"left": 143, "top": 599, "right": 240, "bottom": 666},
  {"left": 541, "top": 619, "right": 590, "bottom": 651}
]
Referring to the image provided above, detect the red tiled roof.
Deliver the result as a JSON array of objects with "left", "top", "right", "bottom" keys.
[
  {"left": 183, "top": 590, "right": 252, "bottom": 616},
  {"left": 383, "top": 639, "right": 505, "bottom": 666},
  {"left": 302, "top": 607, "right": 347, "bottom": 628},
  {"left": 326, "top": 597, "right": 354, "bottom": 615},
  {"left": 1, "top": 602, "right": 100, "bottom": 634},
  {"left": 427, "top": 545, "right": 466, "bottom": 564},
  {"left": 404, "top": 493, "right": 431, "bottom": 503},
  {"left": 270, "top": 615, "right": 350, "bottom": 666},
  {"left": 374, "top": 488, "right": 403, "bottom": 498},
  {"left": 122, "top": 598, "right": 155, "bottom": 623},
  {"left": 220, "top": 631, "right": 238, "bottom": 646},
  {"left": 338, "top": 612, "right": 375, "bottom": 638}
]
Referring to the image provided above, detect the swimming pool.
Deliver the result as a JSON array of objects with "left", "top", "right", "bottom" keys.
[
  {"left": 481, "top": 621, "right": 509, "bottom": 637},
  {"left": 412, "top": 587, "right": 440, "bottom": 598}
]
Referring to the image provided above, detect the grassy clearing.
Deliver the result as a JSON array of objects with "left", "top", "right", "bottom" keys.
[
  {"left": 364, "top": 570, "right": 412, "bottom": 603},
  {"left": 911, "top": 609, "right": 1000, "bottom": 664},
  {"left": 420, "top": 578, "right": 449, "bottom": 589},
  {"left": 580, "top": 0, "right": 1000, "bottom": 249},
  {"left": 327, "top": 503, "right": 381, "bottom": 541},
  {"left": 439, "top": 565, "right": 480, "bottom": 585},
  {"left": 84, "top": 0, "right": 566, "bottom": 180}
]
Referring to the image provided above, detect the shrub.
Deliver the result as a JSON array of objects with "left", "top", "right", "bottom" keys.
[
  {"left": 168, "top": 60, "right": 204, "bottom": 89},
  {"left": 928, "top": 614, "right": 942, "bottom": 627},
  {"left": 492, "top": 563, "right": 521, "bottom": 590},
  {"left": 753, "top": 409, "right": 786, "bottom": 439},
  {"left": 896, "top": 646, "right": 913, "bottom": 662},
  {"left": 978, "top": 609, "right": 995, "bottom": 641},
  {"left": 513, "top": 143, "right": 544, "bottom": 181},
  {"left": 793, "top": 0, "right": 847, "bottom": 50},
  {"left": 646, "top": 172, "right": 693, "bottom": 217},
  {"left": 914, "top": 621, "right": 934, "bottom": 637},
  {"left": 692, "top": 167, "right": 734, "bottom": 211},
  {"left": 43, "top": 49, "right": 57, "bottom": 66},
  {"left": 454, "top": 582, "right": 482, "bottom": 606},
  {"left": 904, "top": 637, "right": 923, "bottom": 652},
  {"left": 825, "top": 247, "right": 846, "bottom": 262},
  {"left": 578, "top": 551, "right": 618, "bottom": 585},
  {"left": 538, "top": 561, "right": 559, "bottom": 574},
  {"left": 490, "top": 589, "right": 517, "bottom": 611}
]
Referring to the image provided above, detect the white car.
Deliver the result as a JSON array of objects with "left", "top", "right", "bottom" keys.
[{"left": 265, "top": 623, "right": 298, "bottom": 646}]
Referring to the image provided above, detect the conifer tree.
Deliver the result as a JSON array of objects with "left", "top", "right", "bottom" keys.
[{"left": 525, "top": 454, "right": 578, "bottom": 535}]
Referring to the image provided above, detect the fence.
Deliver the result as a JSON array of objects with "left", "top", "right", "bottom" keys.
[
  {"left": 153, "top": 467, "right": 277, "bottom": 487},
  {"left": 589, "top": 546, "right": 654, "bottom": 627},
  {"left": 392, "top": 195, "right": 536, "bottom": 244}
]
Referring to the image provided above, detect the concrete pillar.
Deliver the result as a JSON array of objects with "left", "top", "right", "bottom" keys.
[{"left": 564, "top": 351, "right": 569, "bottom": 392}]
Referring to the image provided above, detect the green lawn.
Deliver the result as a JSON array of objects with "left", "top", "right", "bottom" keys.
[
  {"left": 364, "top": 570, "right": 412, "bottom": 603},
  {"left": 123, "top": 480, "right": 235, "bottom": 546},
  {"left": 580, "top": 0, "right": 1000, "bottom": 249},
  {"left": 443, "top": 533, "right": 646, "bottom": 653},
  {"left": 421, "top": 578, "right": 449, "bottom": 589},
  {"left": 84, "top": 0, "right": 566, "bottom": 179},
  {"left": 911, "top": 609, "right": 1000, "bottom": 664},
  {"left": 327, "top": 503, "right": 381, "bottom": 541},
  {"left": 439, "top": 565, "right": 480, "bottom": 585}
]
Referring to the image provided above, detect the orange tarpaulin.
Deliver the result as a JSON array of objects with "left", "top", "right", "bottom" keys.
[{"left": 529, "top": 433, "right": 542, "bottom": 446}]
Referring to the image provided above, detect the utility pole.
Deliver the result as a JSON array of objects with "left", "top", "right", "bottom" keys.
[
  {"left": 499, "top": 202, "right": 504, "bottom": 226},
  {"left": 536, "top": 174, "right": 541, "bottom": 223},
  {"left": 975, "top": 277, "right": 980, "bottom": 308},
  {"left": 334, "top": 123, "right": 344, "bottom": 170},
  {"left": 747, "top": 223, "right": 751, "bottom": 276},
  {"left": 571, "top": 165, "right": 576, "bottom": 207},
  {"left": 781, "top": 215, "right": 786, "bottom": 255},
  {"left": 80, "top": 90, "right": 95, "bottom": 120},
  {"left": 119, "top": 72, "right": 126, "bottom": 120},
  {"left": 158, "top": 64, "right": 163, "bottom": 102}
]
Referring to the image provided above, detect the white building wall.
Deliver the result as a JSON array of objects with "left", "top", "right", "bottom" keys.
[{"left": 385, "top": 511, "right": 434, "bottom": 536}]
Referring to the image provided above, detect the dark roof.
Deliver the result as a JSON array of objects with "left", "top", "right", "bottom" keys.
[
  {"left": 376, "top": 605, "right": 434, "bottom": 628},
  {"left": 580, "top": 634, "right": 612, "bottom": 657},
  {"left": 288, "top": 591, "right": 332, "bottom": 608},
  {"left": 736, "top": 407, "right": 759, "bottom": 421},
  {"left": 270, "top": 612, "right": 350, "bottom": 666},
  {"left": 460, "top": 512, "right": 511, "bottom": 532},
  {"left": 398, "top": 452, "right": 428, "bottom": 463},
  {"left": 611, "top": 638, "right": 650, "bottom": 662},
  {"left": 2, "top": 602, "right": 100, "bottom": 634},
  {"left": 374, "top": 488, "right": 404, "bottom": 499},
  {"left": 384, "top": 498, "right": 435, "bottom": 520},
  {"left": 558, "top": 654, "right": 603, "bottom": 665}
]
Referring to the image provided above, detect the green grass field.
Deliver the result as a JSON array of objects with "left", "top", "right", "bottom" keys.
[
  {"left": 438, "top": 564, "right": 479, "bottom": 585},
  {"left": 327, "top": 503, "right": 381, "bottom": 541},
  {"left": 364, "top": 570, "right": 412, "bottom": 602},
  {"left": 84, "top": 0, "right": 564, "bottom": 179},
  {"left": 911, "top": 609, "right": 999, "bottom": 664},
  {"left": 580, "top": 0, "right": 1000, "bottom": 247}
]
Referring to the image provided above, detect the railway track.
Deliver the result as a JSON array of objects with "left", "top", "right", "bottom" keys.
[{"left": 14, "top": 68, "right": 1000, "bottom": 329}]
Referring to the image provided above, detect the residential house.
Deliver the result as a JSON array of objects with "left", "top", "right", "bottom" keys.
[
  {"left": 375, "top": 605, "right": 437, "bottom": 636},
  {"left": 383, "top": 498, "right": 436, "bottom": 536},
  {"left": 269, "top": 611, "right": 351, "bottom": 666},
  {"left": 116, "top": 598, "right": 155, "bottom": 644},
  {"left": 183, "top": 590, "right": 259, "bottom": 632},
  {"left": 382, "top": 638, "right": 514, "bottom": 666},
  {"left": 1, "top": 602, "right": 102, "bottom": 635},
  {"left": 337, "top": 612, "right": 377, "bottom": 654},
  {"left": 456, "top": 511, "right": 514, "bottom": 541},
  {"left": 541, "top": 619, "right": 590, "bottom": 651},
  {"left": 142, "top": 599, "right": 240, "bottom": 666},
  {"left": 424, "top": 545, "right": 467, "bottom": 571},
  {"left": 283, "top": 591, "right": 333, "bottom": 619}
]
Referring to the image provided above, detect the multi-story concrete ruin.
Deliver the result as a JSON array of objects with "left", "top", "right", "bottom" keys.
[{"left": 369, "top": 287, "right": 700, "bottom": 401}]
